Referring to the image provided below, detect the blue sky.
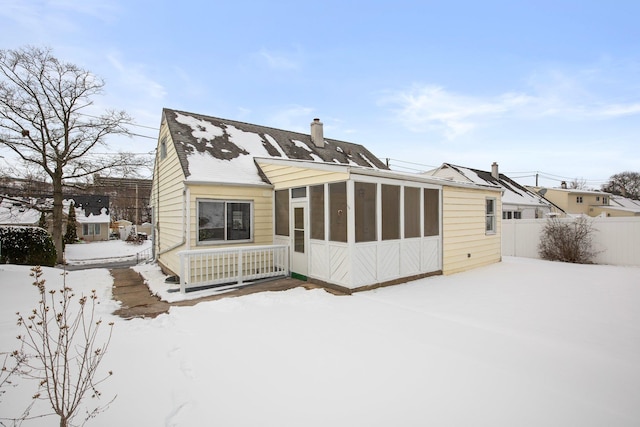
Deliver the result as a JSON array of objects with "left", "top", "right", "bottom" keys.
[{"left": 2, "top": 0, "right": 639, "bottom": 187}]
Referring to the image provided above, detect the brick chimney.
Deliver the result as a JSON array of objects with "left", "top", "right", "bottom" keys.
[
  {"left": 491, "top": 162, "right": 499, "bottom": 179},
  {"left": 310, "top": 118, "right": 324, "bottom": 148}
]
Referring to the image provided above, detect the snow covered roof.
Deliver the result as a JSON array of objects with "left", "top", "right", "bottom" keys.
[
  {"left": 0, "top": 197, "right": 41, "bottom": 225},
  {"left": 162, "top": 108, "right": 388, "bottom": 185},
  {"left": 427, "top": 163, "right": 560, "bottom": 209},
  {"left": 63, "top": 196, "right": 110, "bottom": 224},
  {"left": 607, "top": 195, "right": 640, "bottom": 214},
  {"left": 538, "top": 186, "right": 610, "bottom": 195},
  {"left": 0, "top": 195, "right": 110, "bottom": 226}
]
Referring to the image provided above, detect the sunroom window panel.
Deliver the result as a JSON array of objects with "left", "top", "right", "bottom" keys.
[
  {"left": 404, "top": 187, "right": 420, "bottom": 238},
  {"left": 424, "top": 189, "right": 439, "bottom": 237},
  {"left": 329, "top": 182, "right": 347, "bottom": 243},
  {"left": 310, "top": 185, "right": 325, "bottom": 240},
  {"left": 382, "top": 184, "right": 400, "bottom": 240},
  {"left": 355, "top": 182, "right": 377, "bottom": 242},
  {"left": 275, "top": 189, "right": 289, "bottom": 236}
]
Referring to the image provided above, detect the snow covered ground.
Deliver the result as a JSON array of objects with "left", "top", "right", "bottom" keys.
[
  {"left": 1, "top": 250, "right": 639, "bottom": 426},
  {"left": 64, "top": 239, "right": 152, "bottom": 265}
]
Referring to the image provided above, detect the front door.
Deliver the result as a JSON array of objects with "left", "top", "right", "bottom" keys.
[{"left": 291, "top": 201, "right": 308, "bottom": 277}]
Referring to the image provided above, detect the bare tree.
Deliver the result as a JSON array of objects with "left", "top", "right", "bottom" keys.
[
  {"left": 569, "top": 177, "right": 588, "bottom": 190},
  {"left": 16, "top": 266, "right": 115, "bottom": 427},
  {"left": 602, "top": 171, "right": 640, "bottom": 200},
  {"left": 0, "top": 46, "right": 146, "bottom": 263}
]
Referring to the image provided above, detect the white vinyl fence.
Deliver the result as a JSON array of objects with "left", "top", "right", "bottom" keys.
[{"left": 502, "top": 217, "right": 640, "bottom": 267}]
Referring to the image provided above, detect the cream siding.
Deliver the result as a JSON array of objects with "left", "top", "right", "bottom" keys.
[
  {"left": 257, "top": 163, "right": 349, "bottom": 189},
  {"left": 442, "top": 186, "right": 501, "bottom": 275},
  {"left": 151, "top": 119, "right": 189, "bottom": 275},
  {"left": 590, "top": 206, "right": 638, "bottom": 217}
]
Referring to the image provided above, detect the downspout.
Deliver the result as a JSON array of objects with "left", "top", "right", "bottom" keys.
[
  {"left": 153, "top": 147, "right": 159, "bottom": 260},
  {"left": 185, "top": 185, "right": 191, "bottom": 249}
]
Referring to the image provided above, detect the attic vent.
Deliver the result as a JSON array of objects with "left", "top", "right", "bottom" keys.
[{"left": 310, "top": 118, "right": 324, "bottom": 148}]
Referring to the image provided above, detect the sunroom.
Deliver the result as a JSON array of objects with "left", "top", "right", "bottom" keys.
[{"left": 256, "top": 158, "right": 443, "bottom": 291}]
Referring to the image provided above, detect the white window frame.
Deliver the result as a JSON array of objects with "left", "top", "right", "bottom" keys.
[
  {"left": 196, "top": 199, "right": 253, "bottom": 245},
  {"left": 485, "top": 198, "right": 496, "bottom": 234},
  {"left": 576, "top": 196, "right": 583, "bottom": 204}
]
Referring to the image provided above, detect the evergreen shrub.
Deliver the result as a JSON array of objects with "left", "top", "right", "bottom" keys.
[{"left": 0, "top": 226, "right": 57, "bottom": 266}]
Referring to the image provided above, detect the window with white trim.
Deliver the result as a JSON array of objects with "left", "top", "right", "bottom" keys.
[
  {"left": 197, "top": 200, "right": 252, "bottom": 243},
  {"left": 486, "top": 198, "right": 496, "bottom": 234},
  {"left": 576, "top": 196, "right": 583, "bottom": 204}
]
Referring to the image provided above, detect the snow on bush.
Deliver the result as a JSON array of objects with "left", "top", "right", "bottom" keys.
[{"left": 0, "top": 226, "right": 57, "bottom": 267}]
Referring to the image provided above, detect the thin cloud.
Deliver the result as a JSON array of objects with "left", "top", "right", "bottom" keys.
[
  {"left": 382, "top": 85, "right": 533, "bottom": 139},
  {"left": 257, "top": 49, "right": 301, "bottom": 70},
  {"left": 383, "top": 71, "right": 640, "bottom": 139},
  {"left": 267, "top": 105, "right": 315, "bottom": 132},
  {"left": 107, "top": 53, "right": 167, "bottom": 100}
]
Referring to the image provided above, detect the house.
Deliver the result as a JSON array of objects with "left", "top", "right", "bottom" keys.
[
  {"left": 65, "top": 195, "right": 110, "bottom": 241},
  {"left": 425, "top": 162, "right": 563, "bottom": 219},
  {"left": 590, "top": 194, "right": 640, "bottom": 217},
  {"left": 0, "top": 196, "right": 42, "bottom": 226},
  {"left": 0, "top": 194, "right": 110, "bottom": 241},
  {"left": 151, "top": 108, "right": 502, "bottom": 293},
  {"left": 528, "top": 182, "right": 615, "bottom": 217}
]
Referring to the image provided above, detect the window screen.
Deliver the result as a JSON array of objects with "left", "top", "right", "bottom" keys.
[{"left": 355, "top": 182, "right": 377, "bottom": 242}]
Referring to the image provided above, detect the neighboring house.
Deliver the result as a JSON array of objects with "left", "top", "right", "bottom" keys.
[
  {"left": 425, "top": 162, "right": 563, "bottom": 219},
  {"left": 0, "top": 194, "right": 110, "bottom": 241},
  {"left": 0, "top": 196, "right": 41, "bottom": 226},
  {"left": 65, "top": 195, "right": 110, "bottom": 242},
  {"left": 528, "top": 183, "right": 614, "bottom": 217},
  {"left": 151, "top": 108, "right": 502, "bottom": 293},
  {"left": 591, "top": 194, "right": 640, "bottom": 217}
]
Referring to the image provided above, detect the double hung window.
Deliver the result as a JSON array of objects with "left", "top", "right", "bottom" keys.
[{"left": 486, "top": 198, "right": 496, "bottom": 233}]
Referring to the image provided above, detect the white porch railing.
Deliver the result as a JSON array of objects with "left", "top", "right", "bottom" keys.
[{"left": 178, "top": 245, "right": 289, "bottom": 293}]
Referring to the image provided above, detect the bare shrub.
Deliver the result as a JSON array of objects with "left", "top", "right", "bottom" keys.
[
  {"left": 538, "top": 216, "right": 598, "bottom": 263},
  {"left": 15, "top": 266, "right": 115, "bottom": 427}
]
